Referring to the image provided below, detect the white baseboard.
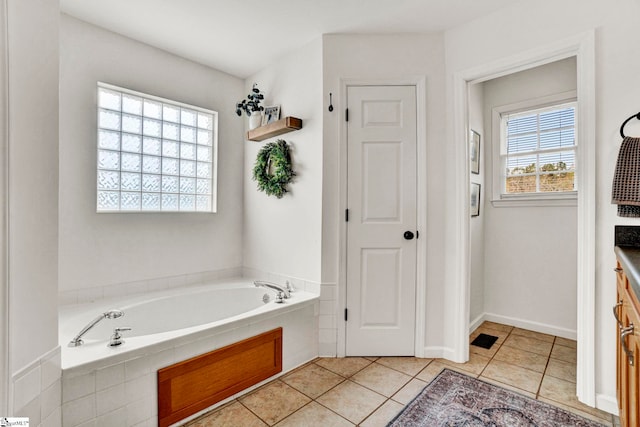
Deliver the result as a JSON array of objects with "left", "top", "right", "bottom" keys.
[
  {"left": 476, "top": 312, "right": 577, "bottom": 340},
  {"left": 469, "top": 313, "right": 485, "bottom": 334},
  {"left": 595, "top": 393, "right": 619, "bottom": 416},
  {"left": 423, "top": 346, "right": 451, "bottom": 359}
]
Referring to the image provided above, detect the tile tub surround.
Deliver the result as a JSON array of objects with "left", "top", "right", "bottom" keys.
[
  {"left": 58, "top": 267, "right": 244, "bottom": 306},
  {"left": 11, "top": 346, "right": 62, "bottom": 427},
  {"left": 60, "top": 300, "right": 318, "bottom": 426},
  {"left": 187, "top": 322, "right": 619, "bottom": 427}
]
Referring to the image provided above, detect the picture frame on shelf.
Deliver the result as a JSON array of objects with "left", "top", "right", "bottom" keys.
[
  {"left": 470, "top": 129, "right": 481, "bottom": 174},
  {"left": 262, "top": 105, "right": 281, "bottom": 126},
  {"left": 470, "top": 183, "right": 481, "bottom": 217}
]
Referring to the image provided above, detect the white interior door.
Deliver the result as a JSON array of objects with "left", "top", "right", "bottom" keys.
[{"left": 346, "top": 85, "right": 417, "bottom": 356}]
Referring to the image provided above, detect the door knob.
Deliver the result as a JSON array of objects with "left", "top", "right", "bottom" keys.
[{"left": 403, "top": 231, "right": 414, "bottom": 240}]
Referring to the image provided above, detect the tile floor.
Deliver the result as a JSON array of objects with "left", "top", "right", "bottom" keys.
[{"left": 186, "top": 321, "right": 620, "bottom": 427}]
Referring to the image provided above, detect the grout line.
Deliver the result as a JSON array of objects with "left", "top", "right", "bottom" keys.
[
  {"left": 536, "top": 336, "right": 555, "bottom": 399},
  {"left": 187, "top": 323, "right": 593, "bottom": 427}
]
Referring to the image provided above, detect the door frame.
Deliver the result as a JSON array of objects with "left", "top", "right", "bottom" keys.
[
  {"left": 450, "top": 31, "right": 597, "bottom": 407},
  {"left": 337, "top": 77, "right": 428, "bottom": 357},
  {"left": 0, "top": 0, "right": 8, "bottom": 414}
]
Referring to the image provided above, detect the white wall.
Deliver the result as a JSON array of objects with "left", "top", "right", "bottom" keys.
[
  {"left": 59, "top": 15, "right": 245, "bottom": 293},
  {"left": 0, "top": 0, "right": 7, "bottom": 414},
  {"left": 482, "top": 58, "right": 578, "bottom": 334},
  {"left": 322, "top": 34, "right": 447, "bottom": 355},
  {"left": 444, "top": 0, "right": 639, "bottom": 410},
  {"left": 4, "top": 0, "right": 62, "bottom": 424},
  {"left": 468, "top": 83, "right": 485, "bottom": 326},
  {"left": 243, "top": 38, "right": 323, "bottom": 283},
  {"left": 8, "top": 0, "right": 60, "bottom": 375}
]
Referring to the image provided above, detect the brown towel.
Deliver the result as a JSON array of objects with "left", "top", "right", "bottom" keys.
[{"left": 612, "top": 136, "right": 640, "bottom": 217}]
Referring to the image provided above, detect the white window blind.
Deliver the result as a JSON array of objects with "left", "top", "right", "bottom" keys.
[
  {"left": 502, "top": 102, "right": 576, "bottom": 195},
  {"left": 96, "top": 83, "right": 217, "bottom": 212}
]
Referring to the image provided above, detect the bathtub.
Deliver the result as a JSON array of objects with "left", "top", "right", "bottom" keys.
[{"left": 59, "top": 278, "right": 319, "bottom": 426}]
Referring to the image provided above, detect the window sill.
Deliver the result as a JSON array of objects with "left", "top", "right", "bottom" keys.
[{"left": 491, "top": 192, "right": 577, "bottom": 208}]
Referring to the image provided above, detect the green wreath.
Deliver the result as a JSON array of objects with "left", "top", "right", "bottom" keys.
[{"left": 252, "top": 139, "right": 295, "bottom": 198}]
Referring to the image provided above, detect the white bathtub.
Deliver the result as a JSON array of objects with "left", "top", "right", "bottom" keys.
[{"left": 59, "top": 278, "right": 319, "bottom": 426}]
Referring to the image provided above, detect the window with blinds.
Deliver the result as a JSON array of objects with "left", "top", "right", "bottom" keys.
[{"left": 501, "top": 102, "right": 576, "bottom": 196}]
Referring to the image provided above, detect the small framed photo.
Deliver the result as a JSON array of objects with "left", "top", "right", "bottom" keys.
[
  {"left": 470, "top": 130, "right": 481, "bottom": 174},
  {"left": 470, "top": 183, "right": 481, "bottom": 217},
  {"left": 262, "top": 105, "right": 281, "bottom": 126}
]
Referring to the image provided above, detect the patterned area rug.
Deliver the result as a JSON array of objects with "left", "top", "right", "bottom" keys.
[{"left": 388, "top": 369, "right": 606, "bottom": 427}]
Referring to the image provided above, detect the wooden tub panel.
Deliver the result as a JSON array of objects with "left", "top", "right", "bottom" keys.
[{"left": 157, "top": 327, "right": 283, "bottom": 427}]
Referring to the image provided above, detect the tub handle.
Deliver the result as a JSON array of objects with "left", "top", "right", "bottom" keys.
[{"left": 108, "top": 327, "right": 131, "bottom": 347}]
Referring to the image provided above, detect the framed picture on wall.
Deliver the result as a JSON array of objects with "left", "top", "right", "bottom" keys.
[
  {"left": 470, "top": 183, "right": 481, "bottom": 217},
  {"left": 262, "top": 105, "right": 281, "bottom": 126},
  {"left": 470, "top": 130, "right": 481, "bottom": 174}
]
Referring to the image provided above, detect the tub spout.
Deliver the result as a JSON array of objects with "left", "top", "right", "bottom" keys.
[
  {"left": 253, "top": 281, "right": 290, "bottom": 299},
  {"left": 68, "top": 309, "right": 124, "bottom": 347}
]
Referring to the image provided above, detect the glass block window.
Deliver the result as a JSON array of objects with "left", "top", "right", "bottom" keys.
[
  {"left": 500, "top": 102, "right": 576, "bottom": 196},
  {"left": 97, "top": 83, "right": 217, "bottom": 212}
]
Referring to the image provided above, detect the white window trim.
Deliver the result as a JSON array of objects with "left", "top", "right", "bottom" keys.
[{"left": 491, "top": 90, "right": 577, "bottom": 207}]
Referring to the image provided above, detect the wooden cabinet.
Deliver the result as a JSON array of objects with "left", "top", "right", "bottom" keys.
[{"left": 615, "top": 260, "right": 640, "bottom": 427}]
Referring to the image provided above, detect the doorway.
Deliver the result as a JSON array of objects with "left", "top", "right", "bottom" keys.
[
  {"left": 468, "top": 58, "right": 579, "bottom": 337},
  {"left": 344, "top": 85, "right": 418, "bottom": 356},
  {"left": 452, "top": 33, "right": 596, "bottom": 406}
]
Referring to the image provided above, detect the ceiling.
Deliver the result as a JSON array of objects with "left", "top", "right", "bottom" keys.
[{"left": 60, "top": 0, "right": 515, "bottom": 78}]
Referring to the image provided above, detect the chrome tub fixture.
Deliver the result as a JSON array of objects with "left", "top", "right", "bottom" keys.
[
  {"left": 253, "top": 281, "right": 291, "bottom": 302},
  {"left": 68, "top": 309, "right": 124, "bottom": 347}
]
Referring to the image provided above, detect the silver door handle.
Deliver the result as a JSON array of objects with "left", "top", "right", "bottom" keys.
[
  {"left": 621, "top": 324, "right": 635, "bottom": 366},
  {"left": 614, "top": 300, "right": 624, "bottom": 329}
]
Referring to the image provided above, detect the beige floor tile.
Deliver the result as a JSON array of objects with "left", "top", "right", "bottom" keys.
[
  {"left": 188, "top": 401, "right": 267, "bottom": 427},
  {"left": 545, "top": 358, "right": 576, "bottom": 383},
  {"left": 481, "top": 359, "right": 543, "bottom": 394},
  {"left": 479, "top": 376, "right": 536, "bottom": 399},
  {"left": 315, "top": 357, "right": 372, "bottom": 378},
  {"left": 360, "top": 399, "right": 404, "bottom": 427},
  {"left": 511, "top": 327, "right": 555, "bottom": 343},
  {"left": 375, "top": 357, "right": 432, "bottom": 376},
  {"left": 352, "top": 363, "right": 412, "bottom": 397},
  {"left": 440, "top": 352, "right": 491, "bottom": 375},
  {"left": 469, "top": 341, "right": 500, "bottom": 358},
  {"left": 538, "top": 376, "right": 613, "bottom": 422},
  {"left": 470, "top": 326, "right": 510, "bottom": 345},
  {"left": 537, "top": 397, "right": 613, "bottom": 427},
  {"left": 550, "top": 343, "right": 577, "bottom": 363},
  {"left": 274, "top": 402, "right": 353, "bottom": 427},
  {"left": 391, "top": 378, "right": 427, "bottom": 405},
  {"left": 416, "top": 361, "right": 476, "bottom": 383},
  {"left": 316, "top": 380, "right": 385, "bottom": 425},
  {"left": 493, "top": 345, "right": 548, "bottom": 373},
  {"left": 503, "top": 334, "right": 553, "bottom": 356},
  {"left": 239, "top": 380, "right": 311, "bottom": 426},
  {"left": 281, "top": 363, "right": 344, "bottom": 399},
  {"left": 416, "top": 361, "right": 447, "bottom": 383},
  {"left": 363, "top": 356, "right": 379, "bottom": 362},
  {"left": 187, "top": 323, "right": 607, "bottom": 427},
  {"left": 555, "top": 336, "right": 577, "bottom": 349},
  {"left": 480, "top": 321, "right": 514, "bottom": 333}
]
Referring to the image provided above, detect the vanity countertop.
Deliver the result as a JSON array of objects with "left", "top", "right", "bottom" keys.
[
  {"left": 615, "top": 246, "right": 640, "bottom": 299},
  {"left": 614, "top": 225, "right": 640, "bottom": 299}
]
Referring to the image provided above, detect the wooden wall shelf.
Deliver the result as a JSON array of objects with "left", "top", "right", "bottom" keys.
[{"left": 247, "top": 116, "right": 302, "bottom": 142}]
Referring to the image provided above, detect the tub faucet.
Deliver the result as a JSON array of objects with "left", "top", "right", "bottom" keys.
[
  {"left": 68, "top": 309, "right": 124, "bottom": 347},
  {"left": 253, "top": 281, "right": 291, "bottom": 299}
]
